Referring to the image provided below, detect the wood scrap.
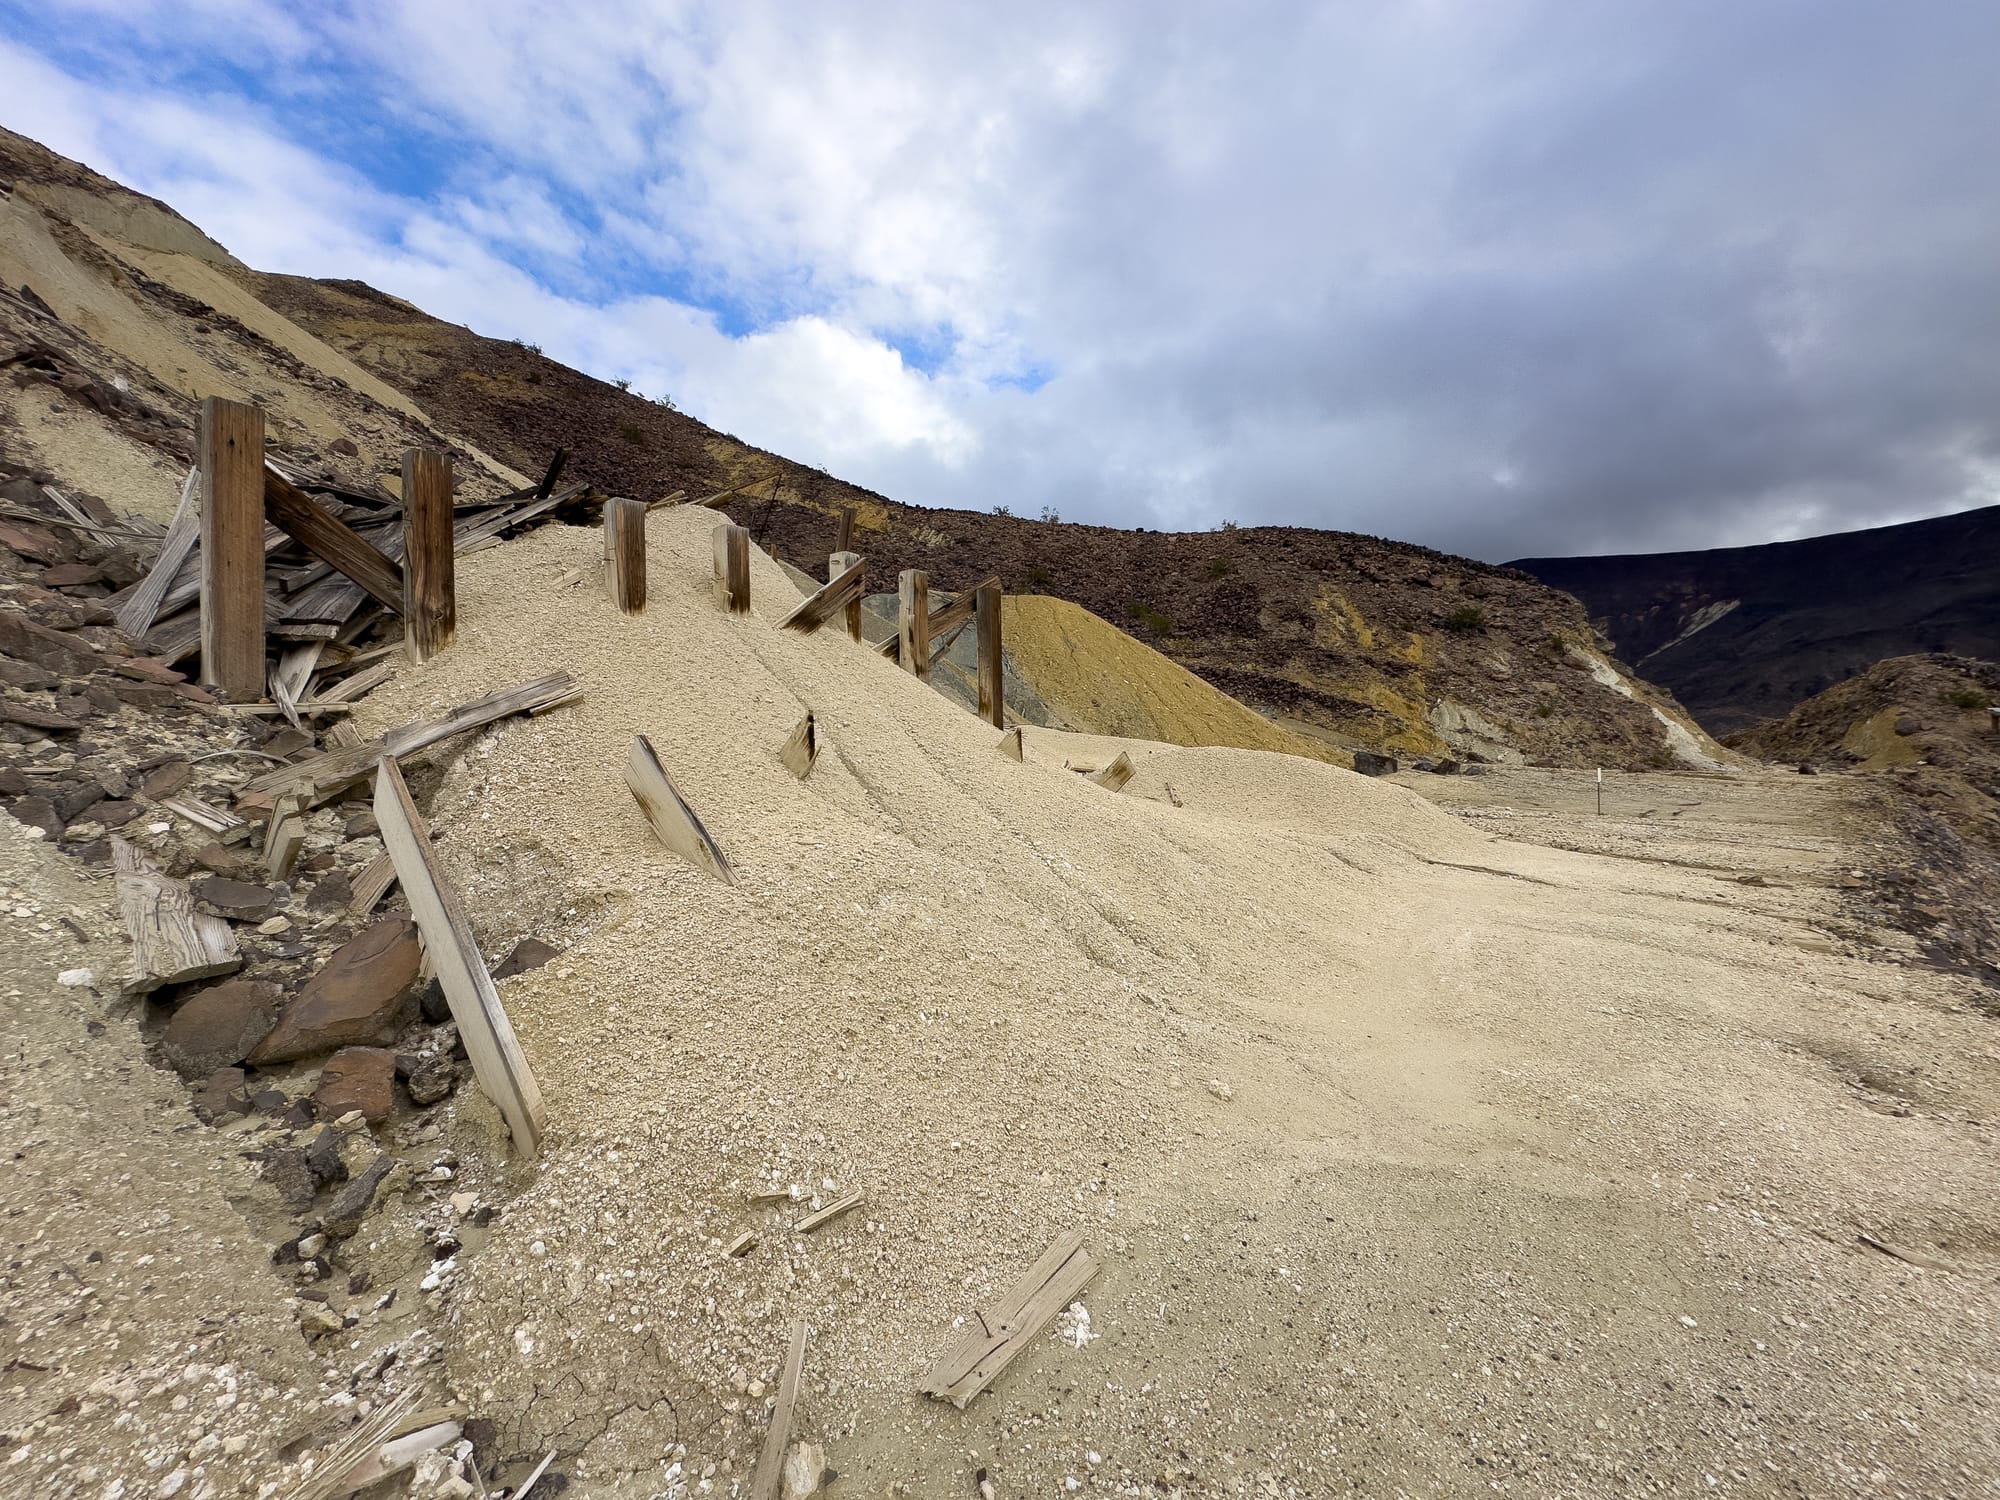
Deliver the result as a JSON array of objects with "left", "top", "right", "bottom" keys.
[
  {"left": 114, "top": 466, "right": 198, "bottom": 637},
  {"left": 920, "top": 1232, "right": 1099, "bottom": 1409},
  {"left": 924, "top": 576, "right": 998, "bottom": 644},
  {"left": 778, "top": 712, "right": 817, "bottom": 779},
  {"left": 312, "top": 659, "right": 394, "bottom": 704},
  {"left": 375, "top": 758, "right": 545, "bottom": 1157},
  {"left": 996, "top": 726, "right": 1023, "bottom": 761},
  {"left": 777, "top": 556, "right": 866, "bottom": 635},
  {"left": 264, "top": 466, "right": 404, "bottom": 612},
  {"left": 750, "top": 1320, "right": 809, "bottom": 1500},
  {"left": 264, "top": 809, "right": 304, "bottom": 880},
  {"left": 1088, "top": 753, "right": 1136, "bottom": 792},
  {"left": 795, "top": 1190, "right": 862, "bottom": 1234},
  {"left": 348, "top": 852, "right": 397, "bottom": 916},
  {"left": 726, "top": 1231, "right": 758, "bottom": 1257},
  {"left": 159, "top": 795, "right": 246, "bottom": 839},
  {"left": 624, "top": 734, "right": 735, "bottom": 884},
  {"left": 111, "top": 837, "right": 241, "bottom": 996}
]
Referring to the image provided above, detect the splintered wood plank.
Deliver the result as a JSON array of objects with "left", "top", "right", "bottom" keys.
[
  {"left": 778, "top": 712, "right": 817, "bottom": 779},
  {"left": 924, "top": 576, "right": 998, "bottom": 643},
  {"left": 349, "top": 851, "right": 397, "bottom": 915},
  {"left": 750, "top": 1321, "right": 809, "bottom": 1500},
  {"left": 241, "top": 672, "right": 579, "bottom": 808},
  {"left": 828, "top": 551, "right": 862, "bottom": 641},
  {"left": 1088, "top": 753, "right": 1136, "bottom": 793},
  {"left": 778, "top": 556, "right": 866, "bottom": 635},
  {"left": 198, "top": 396, "right": 266, "bottom": 701},
  {"left": 898, "top": 570, "right": 930, "bottom": 681},
  {"left": 312, "top": 659, "right": 394, "bottom": 705},
  {"left": 264, "top": 466, "right": 403, "bottom": 611},
  {"left": 111, "top": 837, "right": 241, "bottom": 996},
  {"left": 975, "top": 581, "right": 1004, "bottom": 727},
  {"left": 374, "top": 759, "right": 545, "bottom": 1157},
  {"left": 920, "top": 1232, "right": 1099, "bottom": 1409},
  {"left": 534, "top": 447, "right": 568, "bottom": 501},
  {"left": 834, "top": 506, "right": 855, "bottom": 554},
  {"left": 116, "top": 467, "right": 198, "bottom": 638},
  {"left": 795, "top": 1189, "right": 861, "bottom": 1233},
  {"left": 713, "top": 523, "right": 751, "bottom": 614},
  {"left": 996, "top": 726, "right": 1024, "bottom": 761},
  {"left": 605, "top": 496, "right": 646, "bottom": 613},
  {"left": 402, "top": 447, "right": 455, "bottom": 660},
  {"left": 625, "top": 734, "right": 735, "bottom": 884}
]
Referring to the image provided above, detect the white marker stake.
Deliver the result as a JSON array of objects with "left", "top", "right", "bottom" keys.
[{"left": 1596, "top": 766, "right": 1603, "bottom": 817}]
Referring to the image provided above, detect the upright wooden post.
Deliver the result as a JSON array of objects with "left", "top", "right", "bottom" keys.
[
  {"left": 830, "top": 550, "right": 862, "bottom": 641},
  {"left": 835, "top": 506, "right": 855, "bottom": 554},
  {"left": 898, "top": 570, "right": 930, "bottom": 681},
  {"left": 605, "top": 497, "right": 646, "bottom": 613},
  {"left": 402, "top": 447, "right": 454, "bottom": 660},
  {"left": 713, "top": 524, "right": 750, "bottom": 614},
  {"left": 975, "top": 580, "right": 1003, "bottom": 726},
  {"left": 198, "top": 396, "right": 265, "bottom": 701}
]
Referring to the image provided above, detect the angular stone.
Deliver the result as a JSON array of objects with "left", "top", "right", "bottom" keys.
[
  {"left": 113, "top": 657, "right": 186, "bottom": 686},
  {"left": 0, "top": 611, "right": 101, "bottom": 673},
  {"left": 323, "top": 1155, "right": 393, "bottom": 1238},
  {"left": 249, "top": 917, "right": 421, "bottom": 1064},
  {"left": 42, "top": 563, "right": 102, "bottom": 588},
  {"left": 1351, "top": 750, "right": 1399, "bottom": 777},
  {"left": 261, "top": 1146, "right": 318, "bottom": 1213},
  {"left": 192, "top": 876, "right": 278, "bottom": 922},
  {"left": 192, "top": 1066, "right": 251, "bottom": 1124},
  {"left": 159, "top": 979, "right": 282, "bottom": 1080},
  {"left": 493, "top": 936, "right": 561, "bottom": 981},
  {"left": 0, "top": 763, "right": 25, "bottom": 795},
  {"left": 342, "top": 809, "right": 379, "bottom": 840},
  {"left": 94, "top": 799, "right": 139, "bottom": 827},
  {"left": 0, "top": 659, "right": 55, "bottom": 691},
  {"left": 5, "top": 795, "right": 61, "bottom": 839},
  {"left": 330, "top": 437, "right": 360, "bottom": 457},
  {"left": 138, "top": 758, "right": 193, "bottom": 800},
  {"left": 314, "top": 1046, "right": 397, "bottom": 1124},
  {"left": 305, "top": 871, "right": 352, "bottom": 911},
  {"left": 404, "top": 1053, "right": 457, "bottom": 1106},
  {"left": 56, "top": 780, "right": 105, "bottom": 821}
]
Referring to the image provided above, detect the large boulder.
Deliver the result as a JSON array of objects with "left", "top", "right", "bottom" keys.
[
  {"left": 159, "top": 980, "right": 282, "bottom": 1079},
  {"left": 250, "top": 918, "right": 421, "bottom": 1064}
]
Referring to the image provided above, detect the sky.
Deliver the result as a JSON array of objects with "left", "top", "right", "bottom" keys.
[{"left": 2, "top": 1, "right": 1996, "bottom": 562}]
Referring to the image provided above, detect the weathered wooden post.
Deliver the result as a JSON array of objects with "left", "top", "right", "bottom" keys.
[
  {"left": 975, "top": 580, "right": 1003, "bottom": 727},
  {"left": 605, "top": 496, "right": 647, "bottom": 613},
  {"left": 835, "top": 506, "right": 856, "bottom": 554},
  {"left": 829, "top": 550, "right": 862, "bottom": 641},
  {"left": 898, "top": 569, "right": 930, "bottom": 680},
  {"left": 197, "top": 395, "right": 265, "bottom": 700},
  {"left": 402, "top": 446, "right": 455, "bottom": 660},
  {"left": 713, "top": 524, "right": 751, "bottom": 614}
]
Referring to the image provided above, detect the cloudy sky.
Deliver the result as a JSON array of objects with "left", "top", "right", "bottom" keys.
[{"left": 2, "top": 2, "right": 1996, "bottom": 560}]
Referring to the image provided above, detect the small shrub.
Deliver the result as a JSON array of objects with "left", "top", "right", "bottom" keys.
[
  {"left": 1020, "top": 564, "right": 1054, "bottom": 591},
  {"left": 618, "top": 423, "right": 646, "bottom": 445},
  {"left": 1442, "top": 605, "right": 1487, "bottom": 633},
  {"left": 1039, "top": 505, "right": 1060, "bottom": 523},
  {"left": 1534, "top": 700, "right": 1554, "bottom": 719},
  {"left": 654, "top": 394, "right": 677, "bottom": 411},
  {"left": 992, "top": 504, "right": 1013, "bottom": 517},
  {"left": 1208, "top": 555, "right": 1236, "bottom": 579},
  {"left": 525, "top": 370, "right": 542, "bottom": 385},
  {"left": 1218, "top": 519, "right": 1239, "bottom": 532},
  {"left": 1127, "top": 601, "right": 1173, "bottom": 636},
  {"left": 613, "top": 377, "right": 631, "bottom": 392},
  {"left": 1942, "top": 687, "right": 1987, "bottom": 711}
]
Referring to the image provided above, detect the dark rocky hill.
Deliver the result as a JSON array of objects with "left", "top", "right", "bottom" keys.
[{"left": 1513, "top": 508, "right": 2000, "bottom": 736}]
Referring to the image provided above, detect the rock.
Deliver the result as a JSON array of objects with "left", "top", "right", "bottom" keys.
[
  {"left": 55, "top": 780, "right": 104, "bottom": 821},
  {"left": 0, "top": 610, "right": 101, "bottom": 673},
  {"left": 322, "top": 1155, "right": 394, "bottom": 1238},
  {"left": 314, "top": 1047, "right": 397, "bottom": 1124},
  {"left": 159, "top": 980, "right": 282, "bottom": 1079},
  {"left": 298, "top": 1303, "right": 344, "bottom": 1337},
  {"left": 304, "top": 1126, "right": 349, "bottom": 1186},
  {"left": 41, "top": 562, "right": 102, "bottom": 588},
  {"left": 192, "top": 876, "right": 278, "bottom": 922},
  {"left": 1351, "top": 751, "right": 1399, "bottom": 777},
  {"left": 342, "top": 809, "right": 379, "bottom": 839},
  {"left": 404, "top": 1053, "right": 457, "bottom": 1106},
  {"left": 305, "top": 871, "right": 352, "bottom": 911},
  {"left": 138, "top": 759, "right": 193, "bottom": 799},
  {"left": 492, "top": 936, "right": 561, "bottom": 980},
  {"left": 417, "top": 978, "right": 451, "bottom": 1024},
  {"left": 330, "top": 437, "right": 359, "bottom": 457},
  {"left": 192, "top": 842, "right": 254, "bottom": 878},
  {"left": 6, "top": 795, "right": 61, "bottom": 838},
  {"left": 783, "top": 1442, "right": 828, "bottom": 1499},
  {"left": 61, "top": 819, "right": 105, "bottom": 843},
  {"left": 0, "top": 517, "right": 64, "bottom": 564},
  {"left": 256, "top": 916, "right": 292, "bottom": 936},
  {"left": 1427, "top": 758, "right": 1462, "bottom": 775},
  {"left": 192, "top": 1067, "right": 251, "bottom": 1124},
  {"left": 1894, "top": 714, "right": 1924, "bottom": 736},
  {"left": 0, "top": 762, "right": 26, "bottom": 795},
  {"left": 260, "top": 1146, "right": 317, "bottom": 1213},
  {"left": 94, "top": 799, "right": 139, "bottom": 827},
  {"left": 250, "top": 918, "right": 421, "bottom": 1063},
  {"left": 56, "top": 968, "right": 93, "bottom": 987}
]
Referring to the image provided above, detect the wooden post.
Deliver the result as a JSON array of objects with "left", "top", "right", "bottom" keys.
[
  {"left": 835, "top": 506, "right": 855, "bottom": 554},
  {"left": 402, "top": 447, "right": 455, "bottom": 660},
  {"left": 830, "top": 550, "right": 862, "bottom": 641},
  {"left": 975, "top": 580, "right": 1003, "bottom": 727},
  {"left": 898, "top": 569, "right": 930, "bottom": 681},
  {"left": 713, "top": 524, "right": 751, "bottom": 614},
  {"left": 605, "top": 496, "right": 647, "bottom": 613},
  {"left": 197, "top": 395, "right": 265, "bottom": 700}
]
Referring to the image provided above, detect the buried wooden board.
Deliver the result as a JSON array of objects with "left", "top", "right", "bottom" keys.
[
  {"left": 1087, "top": 752, "right": 1136, "bottom": 792},
  {"left": 920, "top": 1232, "right": 1099, "bottom": 1409},
  {"left": 374, "top": 759, "right": 545, "bottom": 1158},
  {"left": 778, "top": 556, "right": 866, "bottom": 635},
  {"left": 996, "top": 726, "right": 1024, "bottom": 761},
  {"left": 111, "top": 837, "right": 241, "bottom": 995},
  {"left": 625, "top": 734, "right": 736, "bottom": 884},
  {"left": 778, "top": 712, "right": 817, "bottom": 778},
  {"left": 750, "top": 1320, "right": 810, "bottom": 1500}
]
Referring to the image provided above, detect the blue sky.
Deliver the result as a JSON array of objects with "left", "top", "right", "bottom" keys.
[{"left": 3, "top": 1, "right": 1997, "bottom": 560}]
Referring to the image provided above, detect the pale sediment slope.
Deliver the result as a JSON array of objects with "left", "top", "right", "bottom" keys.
[{"left": 350, "top": 507, "right": 2000, "bottom": 1496}]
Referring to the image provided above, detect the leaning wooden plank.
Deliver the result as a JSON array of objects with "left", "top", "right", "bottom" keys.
[
  {"left": 264, "top": 466, "right": 404, "bottom": 612},
  {"left": 241, "top": 673, "right": 579, "bottom": 808},
  {"left": 110, "top": 837, "right": 241, "bottom": 996},
  {"left": 776, "top": 556, "right": 866, "bottom": 635},
  {"left": 625, "top": 735, "right": 735, "bottom": 884},
  {"left": 115, "top": 466, "right": 198, "bottom": 637},
  {"left": 349, "top": 852, "right": 397, "bottom": 916},
  {"left": 374, "top": 759, "right": 545, "bottom": 1157},
  {"left": 750, "top": 1321, "right": 810, "bottom": 1500},
  {"left": 920, "top": 1232, "right": 1099, "bottom": 1409},
  {"left": 696, "top": 475, "right": 777, "bottom": 509},
  {"left": 923, "top": 576, "right": 1000, "bottom": 643},
  {"left": 777, "top": 712, "right": 817, "bottom": 779},
  {"left": 1087, "top": 753, "right": 1135, "bottom": 793},
  {"left": 312, "top": 659, "right": 395, "bottom": 705}
]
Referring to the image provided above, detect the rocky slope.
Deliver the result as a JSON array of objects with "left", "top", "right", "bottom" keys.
[{"left": 1513, "top": 507, "right": 2000, "bottom": 736}]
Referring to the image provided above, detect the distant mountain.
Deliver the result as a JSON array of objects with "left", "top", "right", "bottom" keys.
[{"left": 1512, "top": 507, "right": 2000, "bottom": 735}]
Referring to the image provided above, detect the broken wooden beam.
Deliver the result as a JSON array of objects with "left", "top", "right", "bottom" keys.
[
  {"left": 750, "top": 1320, "right": 810, "bottom": 1500},
  {"left": 374, "top": 758, "right": 545, "bottom": 1157},
  {"left": 605, "top": 496, "right": 646, "bottom": 614},
  {"left": 111, "top": 837, "right": 241, "bottom": 996},
  {"left": 115, "top": 466, "right": 197, "bottom": 639},
  {"left": 1088, "top": 753, "right": 1136, "bottom": 793},
  {"left": 778, "top": 712, "right": 817, "bottom": 779},
  {"left": 264, "top": 466, "right": 403, "bottom": 613},
  {"left": 349, "top": 851, "right": 397, "bottom": 916},
  {"left": 898, "top": 570, "right": 931, "bottom": 681},
  {"left": 924, "top": 576, "right": 998, "bottom": 644},
  {"left": 828, "top": 551, "right": 862, "bottom": 641},
  {"left": 534, "top": 447, "right": 568, "bottom": 501},
  {"left": 996, "top": 726, "right": 1023, "bottom": 761},
  {"left": 835, "top": 506, "right": 855, "bottom": 554},
  {"left": 402, "top": 447, "right": 455, "bottom": 661},
  {"left": 198, "top": 396, "right": 266, "bottom": 701},
  {"left": 625, "top": 734, "right": 735, "bottom": 884},
  {"left": 975, "top": 581, "right": 1004, "bottom": 728},
  {"left": 778, "top": 556, "right": 866, "bottom": 636},
  {"left": 920, "top": 1232, "right": 1099, "bottom": 1409},
  {"left": 713, "top": 523, "right": 751, "bottom": 614},
  {"left": 796, "top": 1188, "right": 862, "bottom": 1233}
]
